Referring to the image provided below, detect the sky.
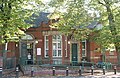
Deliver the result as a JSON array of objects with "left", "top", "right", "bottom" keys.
[{"left": 41, "top": 0, "right": 51, "bottom": 3}]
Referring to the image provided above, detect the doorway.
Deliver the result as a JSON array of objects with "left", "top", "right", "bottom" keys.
[
  {"left": 20, "top": 42, "right": 34, "bottom": 65},
  {"left": 71, "top": 43, "right": 78, "bottom": 66}
]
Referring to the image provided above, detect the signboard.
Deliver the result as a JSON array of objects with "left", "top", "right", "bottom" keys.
[{"left": 37, "top": 48, "right": 41, "bottom": 55}]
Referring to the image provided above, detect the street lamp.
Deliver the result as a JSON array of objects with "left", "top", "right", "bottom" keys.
[
  {"left": 35, "top": 40, "right": 38, "bottom": 44},
  {"left": 68, "top": 41, "right": 70, "bottom": 44}
]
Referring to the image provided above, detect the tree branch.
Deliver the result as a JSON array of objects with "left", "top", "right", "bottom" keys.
[{"left": 98, "top": 1, "right": 106, "bottom": 6}]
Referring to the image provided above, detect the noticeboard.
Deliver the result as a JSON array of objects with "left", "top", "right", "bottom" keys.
[{"left": 37, "top": 48, "right": 41, "bottom": 55}]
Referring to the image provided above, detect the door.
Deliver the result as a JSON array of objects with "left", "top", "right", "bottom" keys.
[
  {"left": 72, "top": 43, "right": 78, "bottom": 66},
  {"left": 20, "top": 42, "right": 33, "bottom": 65},
  {"left": 20, "top": 42, "right": 27, "bottom": 65}
]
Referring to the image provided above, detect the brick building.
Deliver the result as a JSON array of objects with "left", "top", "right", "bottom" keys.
[{"left": 0, "top": 12, "right": 118, "bottom": 68}]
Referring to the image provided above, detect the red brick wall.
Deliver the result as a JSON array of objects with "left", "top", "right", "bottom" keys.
[
  {"left": 89, "top": 41, "right": 117, "bottom": 64},
  {"left": 0, "top": 20, "right": 118, "bottom": 65}
]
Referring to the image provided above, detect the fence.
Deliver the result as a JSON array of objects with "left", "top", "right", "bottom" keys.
[
  {"left": 3, "top": 57, "right": 16, "bottom": 69},
  {"left": 20, "top": 58, "right": 70, "bottom": 66},
  {"left": 6, "top": 57, "right": 16, "bottom": 69}
]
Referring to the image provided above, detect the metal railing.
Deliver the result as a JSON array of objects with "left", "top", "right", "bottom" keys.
[
  {"left": 19, "top": 58, "right": 70, "bottom": 66},
  {"left": 3, "top": 57, "right": 16, "bottom": 69}
]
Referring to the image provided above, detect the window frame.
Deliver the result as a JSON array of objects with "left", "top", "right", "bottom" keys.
[
  {"left": 82, "top": 40, "right": 87, "bottom": 57},
  {"left": 44, "top": 35, "right": 49, "bottom": 57},
  {"left": 52, "top": 35, "right": 62, "bottom": 57}
]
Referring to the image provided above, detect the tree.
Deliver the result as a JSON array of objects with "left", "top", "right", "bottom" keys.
[
  {"left": 48, "top": 0, "right": 94, "bottom": 40},
  {"left": 0, "top": 0, "right": 44, "bottom": 53},
  {"left": 49, "top": 0, "right": 120, "bottom": 64},
  {"left": 88, "top": 0, "right": 120, "bottom": 64},
  {"left": 0, "top": 0, "right": 44, "bottom": 67},
  {"left": 0, "top": 0, "right": 43, "bottom": 43}
]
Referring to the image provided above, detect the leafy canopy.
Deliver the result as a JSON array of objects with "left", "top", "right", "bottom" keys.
[
  {"left": 0, "top": 0, "right": 44, "bottom": 43},
  {"left": 49, "top": 0, "right": 95, "bottom": 41},
  {"left": 48, "top": 0, "right": 120, "bottom": 48}
]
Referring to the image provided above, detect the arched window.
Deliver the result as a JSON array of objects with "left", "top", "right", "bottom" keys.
[{"left": 21, "top": 34, "right": 33, "bottom": 40}]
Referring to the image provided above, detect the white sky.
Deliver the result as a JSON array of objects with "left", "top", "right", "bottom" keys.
[{"left": 41, "top": 0, "right": 51, "bottom": 4}]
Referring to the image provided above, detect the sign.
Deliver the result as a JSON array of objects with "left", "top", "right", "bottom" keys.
[{"left": 37, "top": 48, "right": 41, "bottom": 55}]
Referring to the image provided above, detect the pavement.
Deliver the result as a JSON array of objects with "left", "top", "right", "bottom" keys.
[
  {"left": 19, "top": 73, "right": 120, "bottom": 78},
  {"left": 2, "top": 65, "right": 120, "bottom": 78},
  {"left": 18, "top": 69, "right": 120, "bottom": 78}
]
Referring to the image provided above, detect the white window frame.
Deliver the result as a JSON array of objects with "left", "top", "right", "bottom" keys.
[
  {"left": 44, "top": 35, "right": 49, "bottom": 57},
  {"left": 82, "top": 40, "right": 87, "bottom": 57},
  {"left": 52, "top": 35, "right": 62, "bottom": 57}
]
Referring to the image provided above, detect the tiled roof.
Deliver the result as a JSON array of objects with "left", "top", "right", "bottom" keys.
[
  {"left": 87, "top": 21, "right": 99, "bottom": 29},
  {"left": 26, "top": 12, "right": 101, "bottom": 29},
  {"left": 26, "top": 12, "right": 50, "bottom": 27}
]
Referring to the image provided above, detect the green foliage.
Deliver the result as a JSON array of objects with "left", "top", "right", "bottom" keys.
[
  {"left": 49, "top": 0, "right": 94, "bottom": 41},
  {"left": 49, "top": 0, "right": 120, "bottom": 63},
  {"left": 0, "top": 0, "right": 43, "bottom": 43},
  {"left": 91, "top": 26, "right": 114, "bottom": 48},
  {"left": 49, "top": 0, "right": 120, "bottom": 47}
]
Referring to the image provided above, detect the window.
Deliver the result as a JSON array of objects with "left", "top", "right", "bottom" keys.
[
  {"left": 27, "top": 43, "right": 33, "bottom": 49},
  {"left": 21, "top": 34, "right": 33, "bottom": 40},
  {"left": 105, "top": 44, "right": 116, "bottom": 52},
  {"left": 44, "top": 35, "right": 49, "bottom": 57},
  {"left": 52, "top": 35, "right": 62, "bottom": 57},
  {"left": 82, "top": 40, "right": 86, "bottom": 57},
  {"left": 53, "top": 59, "right": 62, "bottom": 65},
  {"left": 110, "top": 46, "right": 115, "bottom": 52}
]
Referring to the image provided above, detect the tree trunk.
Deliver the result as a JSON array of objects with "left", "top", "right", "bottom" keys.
[
  {"left": 101, "top": 48, "right": 106, "bottom": 62},
  {"left": 104, "top": 0, "right": 119, "bottom": 64},
  {"left": 115, "top": 46, "right": 120, "bottom": 65}
]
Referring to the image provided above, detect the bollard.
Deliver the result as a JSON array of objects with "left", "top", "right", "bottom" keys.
[
  {"left": 79, "top": 66, "right": 82, "bottom": 76},
  {"left": 114, "top": 66, "right": 117, "bottom": 74},
  {"left": 53, "top": 67, "right": 55, "bottom": 76},
  {"left": 103, "top": 66, "right": 105, "bottom": 75},
  {"left": 0, "top": 67, "right": 2, "bottom": 78},
  {"left": 16, "top": 66, "right": 19, "bottom": 78},
  {"left": 91, "top": 66, "right": 94, "bottom": 75},
  {"left": 31, "top": 66, "right": 34, "bottom": 77},
  {"left": 66, "top": 67, "right": 69, "bottom": 76}
]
